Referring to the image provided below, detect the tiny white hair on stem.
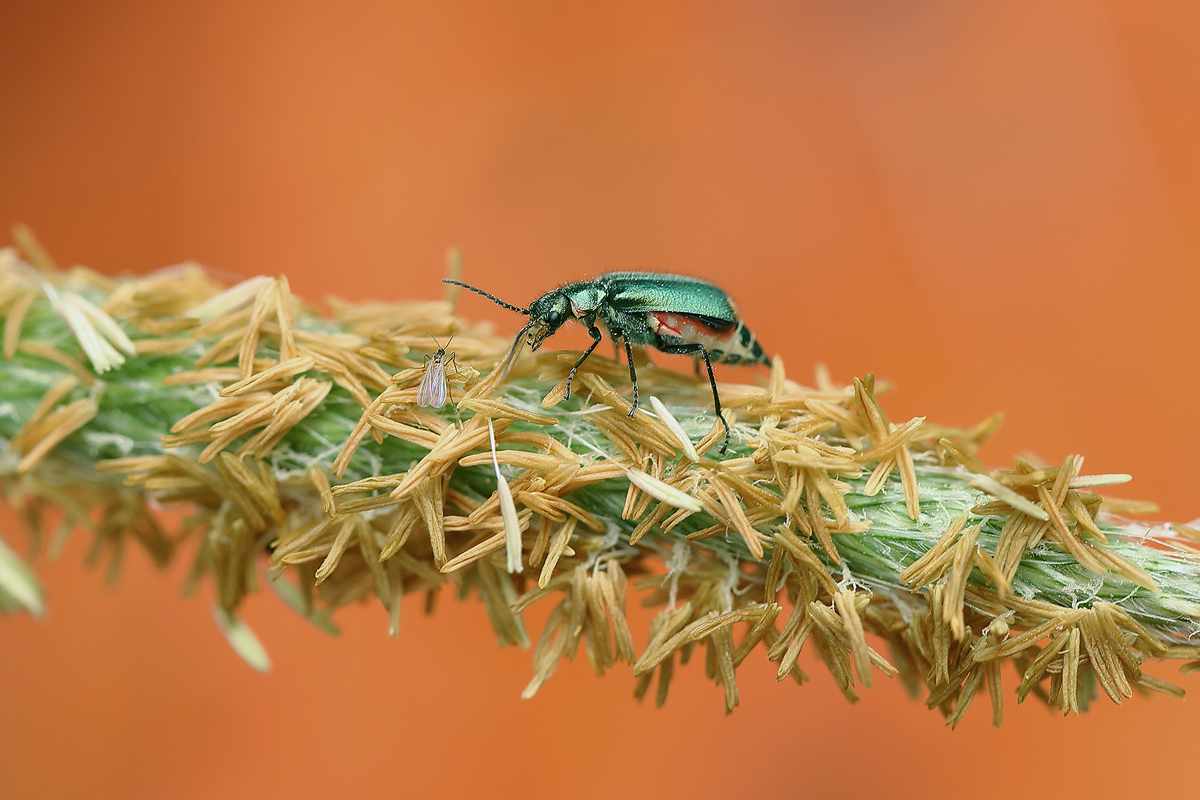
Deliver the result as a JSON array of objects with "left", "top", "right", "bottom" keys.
[{"left": 489, "top": 419, "right": 523, "bottom": 573}]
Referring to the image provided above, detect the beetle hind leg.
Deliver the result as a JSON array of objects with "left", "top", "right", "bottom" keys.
[{"left": 657, "top": 341, "right": 731, "bottom": 454}]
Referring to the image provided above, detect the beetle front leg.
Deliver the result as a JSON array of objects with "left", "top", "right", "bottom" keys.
[
  {"left": 658, "top": 341, "right": 731, "bottom": 454},
  {"left": 623, "top": 338, "right": 639, "bottom": 417},
  {"left": 564, "top": 325, "right": 604, "bottom": 400}
]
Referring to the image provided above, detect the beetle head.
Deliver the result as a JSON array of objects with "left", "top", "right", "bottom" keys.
[{"left": 527, "top": 291, "right": 572, "bottom": 349}]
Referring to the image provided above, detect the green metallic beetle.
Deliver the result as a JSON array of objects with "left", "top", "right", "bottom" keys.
[{"left": 444, "top": 272, "right": 769, "bottom": 453}]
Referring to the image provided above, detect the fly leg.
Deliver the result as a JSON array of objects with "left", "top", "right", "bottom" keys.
[
  {"left": 564, "top": 325, "right": 604, "bottom": 401},
  {"left": 658, "top": 342, "right": 730, "bottom": 454},
  {"left": 623, "top": 338, "right": 639, "bottom": 416},
  {"left": 444, "top": 353, "right": 463, "bottom": 418}
]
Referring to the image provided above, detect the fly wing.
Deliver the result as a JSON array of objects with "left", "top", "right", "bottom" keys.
[
  {"left": 417, "top": 358, "right": 449, "bottom": 407},
  {"left": 600, "top": 272, "right": 739, "bottom": 327}
]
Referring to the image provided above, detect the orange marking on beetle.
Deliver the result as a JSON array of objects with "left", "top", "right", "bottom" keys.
[{"left": 650, "top": 312, "right": 736, "bottom": 341}]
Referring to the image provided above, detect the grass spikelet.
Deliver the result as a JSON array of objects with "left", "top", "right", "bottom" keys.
[
  {"left": 489, "top": 419, "right": 523, "bottom": 574},
  {"left": 212, "top": 605, "right": 272, "bottom": 673},
  {"left": 0, "top": 533, "right": 45, "bottom": 614},
  {"left": 970, "top": 474, "right": 1051, "bottom": 521},
  {"left": 566, "top": 429, "right": 703, "bottom": 513},
  {"left": 48, "top": 288, "right": 136, "bottom": 373},
  {"left": 648, "top": 395, "right": 700, "bottom": 462}
]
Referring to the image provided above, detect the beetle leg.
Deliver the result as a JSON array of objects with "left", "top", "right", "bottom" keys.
[
  {"left": 565, "top": 325, "right": 604, "bottom": 401},
  {"left": 657, "top": 342, "right": 730, "bottom": 454},
  {"left": 623, "top": 338, "right": 639, "bottom": 416}
]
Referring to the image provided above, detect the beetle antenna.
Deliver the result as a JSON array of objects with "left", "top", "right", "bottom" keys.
[{"left": 441, "top": 280, "right": 529, "bottom": 315}]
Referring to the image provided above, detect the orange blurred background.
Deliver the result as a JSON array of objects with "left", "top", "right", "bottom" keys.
[{"left": 3, "top": 2, "right": 1200, "bottom": 798}]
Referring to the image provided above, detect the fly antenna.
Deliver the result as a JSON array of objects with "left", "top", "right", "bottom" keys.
[{"left": 441, "top": 280, "right": 529, "bottom": 315}]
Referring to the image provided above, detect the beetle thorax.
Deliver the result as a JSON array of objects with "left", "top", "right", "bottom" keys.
[{"left": 563, "top": 285, "right": 605, "bottom": 318}]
